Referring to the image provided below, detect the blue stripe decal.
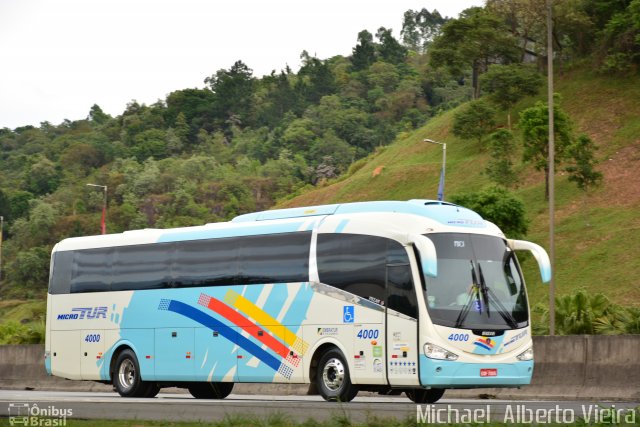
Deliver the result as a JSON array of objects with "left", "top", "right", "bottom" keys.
[
  {"left": 161, "top": 299, "right": 282, "bottom": 372},
  {"left": 473, "top": 342, "right": 492, "bottom": 351},
  {"left": 334, "top": 219, "right": 349, "bottom": 233}
]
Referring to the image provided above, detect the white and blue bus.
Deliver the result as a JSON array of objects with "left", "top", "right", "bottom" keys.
[{"left": 45, "top": 200, "right": 550, "bottom": 402}]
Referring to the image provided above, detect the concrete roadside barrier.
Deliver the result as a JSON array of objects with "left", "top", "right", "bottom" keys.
[{"left": 1, "top": 336, "right": 638, "bottom": 400}]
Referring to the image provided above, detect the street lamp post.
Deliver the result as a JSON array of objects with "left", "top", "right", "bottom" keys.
[
  {"left": 86, "top": 184, "right": 107, "bottom": 235},
  {"left": 423, "top": 138, "right": 447, "bottom": 201},
  {"left": 547, "top": 0, "right": 556, "bottom": 336}
]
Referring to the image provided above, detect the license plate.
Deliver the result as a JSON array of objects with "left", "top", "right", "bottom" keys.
[{"left": 480, "top": 368, "right": 497, "bottom": 377}]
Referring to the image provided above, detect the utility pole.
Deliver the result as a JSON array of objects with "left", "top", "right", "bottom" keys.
[{"left": 547, "top": 0, "right": 556, "bottom": 336}]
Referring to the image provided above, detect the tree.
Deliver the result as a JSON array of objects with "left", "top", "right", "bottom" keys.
[
  {"left": 565, "top": 134, "right": 603, "bottom": 192},
  {"left": 174, "top": 112, "right": 190, "bottom": 145},
  {"left": 88, "top": 104, "right": 111, "bottom": 125},
  {"left": 375, "top": 27, "right": 408, "bottom": 65},
  {"left": 351, "top": 30, "right": 376, "bottom": 71},
  {"left": 26, "top": 157, "right": 60, "bottom": 195},
  {"left": 430, "top": 7, "right": 520, "bottom": 98},
  {"left": 0, "top": 189, "right": 10, "bottom": 223},
  {"left": 485, "top": 129, "right": 519, "bottom": 187},
  {"left": 486, "top": 0, "right": 547, "bottom": 60},
  {"left": 519, "top": 99, "right": 573, "bottom": 200},
  {"left": 481, "top": 64, "right": 542, "bottom": 128},
  {"left": 255, "top": 70, "right": 302, "bottom": 126},
  {"left": 596, "top": 0, "right": 640, "bottom": 73},
  {"left": 205, "top": 60, "right": 255, "bottom": 128},
  {"left": 367, "top": 62, "right": 400, "bottom": 93},
  {"left": 132, "top": 129, "right": 168, "bottom": 161},
  {"left": 6, "top": 246, "right": 50, "bottom": 289},
  {"left": 297, "top": 52, "right": 336, "bottom": 104},
  {"left": 401, "top": 8, "right": 447, "bottom": 53},
  {"left": 452, "top": 100, "right": 497, "bottom": 145},
  {"left": 450, "top": 186, "right": 528, "bottom": 238}
]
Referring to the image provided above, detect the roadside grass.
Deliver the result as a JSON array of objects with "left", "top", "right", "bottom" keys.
[
  {"left": 0, "top": 299, "right": 46, "bottom": 324},
  {"left": 0, "top": 299, "right": 47, "bottom": 344}
]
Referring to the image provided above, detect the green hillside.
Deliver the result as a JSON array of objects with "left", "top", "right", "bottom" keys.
[{"left": 279, "top": 66, "right": 640, "bottom": 310}]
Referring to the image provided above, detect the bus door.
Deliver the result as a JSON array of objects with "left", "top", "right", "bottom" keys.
[{"left": 385, "top": 263, "right": 420, "bottom": 386}]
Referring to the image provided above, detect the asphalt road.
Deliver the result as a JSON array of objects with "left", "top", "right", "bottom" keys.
[{"left": 0, "top": 390, "right": 638, "bottom": 424}]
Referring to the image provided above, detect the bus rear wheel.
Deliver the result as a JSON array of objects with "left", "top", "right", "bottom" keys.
[
  {"left": 317, "top": 349, "right": 358, "bottom": 402},
  {"left": 188, "top": 382, "right": 234, "bottom": 399},
  {"left": 406, "top": 388, "right": 445, "bottom": 403},
  {"left": 113, "top": 349, "right": 156, "bottom": 397}
]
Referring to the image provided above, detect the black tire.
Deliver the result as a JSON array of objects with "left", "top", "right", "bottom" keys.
[
  {"left": 188, "top": 382, "right": 234, "bottom": 399},
  {"left": 113, "top": 349, "right": 151, "bottom": 397},
  {"left": 406, "top": 388, "right": 445, "bottom": 403},
  {"left": 316, "top": 348, "right": 358, "bottom": 402},
  {"left": 143, "top": 383, "right": 160, "bottom": 398}
]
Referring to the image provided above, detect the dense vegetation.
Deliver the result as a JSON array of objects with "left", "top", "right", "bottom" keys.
[{"left": 1, "top": 0, "right": 639, "bottom": 338}]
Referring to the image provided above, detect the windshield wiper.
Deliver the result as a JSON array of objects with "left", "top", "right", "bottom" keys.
[
  {"left": 477, "top": 264, "right": 491, "bottom": 318},
  {"left": 478, "top": 264, "right": 519, "bottom": 329},
  {"left": 454, "top": 261, "right": 481, "bottom": 328}
]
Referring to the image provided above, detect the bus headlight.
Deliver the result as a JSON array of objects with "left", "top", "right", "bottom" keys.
[
  {"left": 516, "top": 347, "right": 534, "bottom": 361},
  {"left": 423, "top": 342, "right": 458, "bottom": 361}
]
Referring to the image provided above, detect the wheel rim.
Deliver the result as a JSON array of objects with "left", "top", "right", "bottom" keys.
[
  {"left": 118, "top": 359, "right": 135, "bottom": 390},
  {"left": 322, "top": 357, "right": 345, "bottom": 391}
]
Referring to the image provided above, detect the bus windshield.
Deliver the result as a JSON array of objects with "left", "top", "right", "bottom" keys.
[{"left": 423, "top": 233, "right": 528, "bottom": 330}]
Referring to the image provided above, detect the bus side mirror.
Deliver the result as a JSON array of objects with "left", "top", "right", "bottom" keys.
[
  {"left": 411, "top": 235, "right": 437, "bottom": 278},
  {"left": 508, "top": 239, "right": 552, "bottom": 283}
]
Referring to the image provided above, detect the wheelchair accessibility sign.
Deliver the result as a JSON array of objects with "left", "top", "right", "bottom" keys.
[{"left": 343, "top": 305, "right": 354, "bottom": 323}]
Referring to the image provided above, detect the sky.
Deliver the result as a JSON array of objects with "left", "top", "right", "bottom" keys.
[{"left": 0, "top": 0, "right": 483, "bottom": 129}]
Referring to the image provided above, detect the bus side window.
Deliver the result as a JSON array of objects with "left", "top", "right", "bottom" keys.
[
  {"left": 50, "top": 251, "right": 73, "bottom": 294},
  {"left": 386, "top": 264, "right": 418, "bottom": 319},
  {"left": 174, "top": 238, "right": 238, "bottom": 287},
  {"left": 111, "top": 245, "right": 172, "bottom": 291},
  {"left": 238, "top": 233, "right": 311, "bottom": 285},
  {"left": 317, "top": 234, "right": 387, "bottom": 306},
  {"left": 70, "top": 248, "right": 112, "bottom": 293}
]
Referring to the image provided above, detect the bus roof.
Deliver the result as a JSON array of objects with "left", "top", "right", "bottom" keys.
[
  {"left": 54, "top": 200, "right": 491, "bottom": 252},
  {"left": 232, "top": 199, "right": 485, "bottom": 228}
]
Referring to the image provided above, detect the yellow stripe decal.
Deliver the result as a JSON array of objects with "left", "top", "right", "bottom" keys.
[{"left": 224, "top": 289, "right": 309, "bottom": 355}]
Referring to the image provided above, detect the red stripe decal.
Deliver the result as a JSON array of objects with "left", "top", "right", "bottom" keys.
[{"left": 202, "top": 294, "right": 290, "bottom": 359}]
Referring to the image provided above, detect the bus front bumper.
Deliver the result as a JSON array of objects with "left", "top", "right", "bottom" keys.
[{"left": 419, "top": 355, "right": 533, "bottom": 388}]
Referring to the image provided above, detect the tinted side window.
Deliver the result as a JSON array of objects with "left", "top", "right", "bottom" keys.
[
  {"left": 49, "top": 251, "right": 73, "bottom": 294},
  {"left": 111, "top": 244, "right": 172, "bottom": 291},
  {"left": 387, "top": 264, "right": 418, "bottom": 319},
  {"left": 317, "top": 234, "right": 387, "bottom": 305},
  {"left": 70, "top": 248, "right": 113, "bottom": 293},
  {"left": 173, "top": 238, "right": 238, "bottom": 287},
  {"left": 238, "top": 233, "right": 310, "bottom": 285}
]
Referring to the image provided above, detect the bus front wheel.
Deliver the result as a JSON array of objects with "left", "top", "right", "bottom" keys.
[
  {"left": 113, "top": 349, "right": 156, "bottom": 398},
  {"left": 406, "top": 388, "right": 445, "bottom": 403},
  {"left": 188, "top": 382, "right": 234, "bottom": 399},
  {"left": 317, "top": 349, "right": 358, "bottom": 402}
]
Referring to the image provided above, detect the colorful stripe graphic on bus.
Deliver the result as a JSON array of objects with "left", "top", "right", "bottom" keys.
[
  {"left": 158, "top": 298, "right": 295, "bottom": 379},
  {"left": 197, "top": 293, "right": 301, "bottom": 367},
  {"left": 223, "top": 289, "right": 309, "bottom": 355},
  {"left": 473, "top": 337, "right": 496, "bottom": 351}
]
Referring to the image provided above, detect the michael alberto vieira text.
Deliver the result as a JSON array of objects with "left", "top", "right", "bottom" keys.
[{"left": 416, "top": 404, "right": 638, "bottom": 424}]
